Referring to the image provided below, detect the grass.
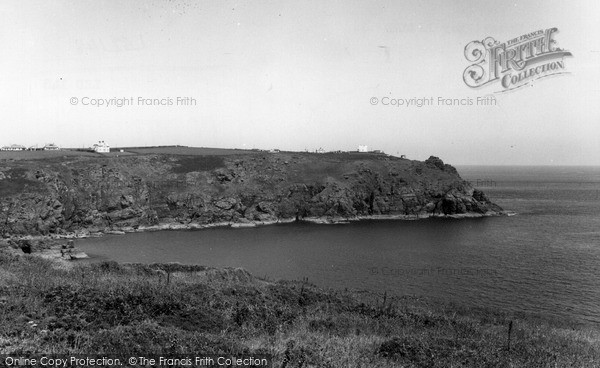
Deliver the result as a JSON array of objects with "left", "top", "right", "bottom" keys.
[
  {"left": 0, "top": 150, "right": 102, "bottom": 161},
  {"left": 0, "top": 249, "right": 598, "bottom": 367},
  {"left": 0, "top": 168, "right": 48, "bottom": 197},
  {"left": 0, "top": 147, "right": 259, "bottom": 162},
  {"left": 171, "top": 156, "right": 226, "bottom": 173},
  {"left": 122, "top": 146, "right": 259, "bottom": 156}
]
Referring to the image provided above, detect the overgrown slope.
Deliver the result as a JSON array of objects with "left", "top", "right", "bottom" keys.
[{"left": 0, "top": 251, "right": 597, "bottom": 367}]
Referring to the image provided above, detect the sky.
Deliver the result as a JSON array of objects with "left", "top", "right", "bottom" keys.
[{"left": 0, "top": 0, "right": 599, "bottom": 165}]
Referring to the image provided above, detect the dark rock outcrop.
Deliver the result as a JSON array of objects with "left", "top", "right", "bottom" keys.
[{"left": 0, "top": 152, "right": 503, "bottom": 237}]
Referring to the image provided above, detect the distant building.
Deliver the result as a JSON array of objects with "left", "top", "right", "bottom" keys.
[
  {"left": 92, "top": 141, "right": 110, "bottom": 153},
  {"left": 358, "top": 145, "right": 368, "bottom": 153},
  {"left": 316, "top": 148, "right": 325, "bottom": 154},
  {"left": 373, "top": 150, "right": 383, "bottom": 154},
  {"left": 44, "top": 143, "right": 60, "bottom": 151},
  {"left": 1, "top": 144, "right": 26, "bottom": 151},
  {"left": 270, "top": 148, "right": 280, "bottom": 153}
]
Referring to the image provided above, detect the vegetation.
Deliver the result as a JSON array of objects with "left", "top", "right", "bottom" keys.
[
  {"left": 171, "top": 156, "right": 227, "bottom": 173},
  {"left": 0, "top": 249, "right": 598, "bottom": 367},
  {"left": 121, "top": 146, "right": 259, "bottom": 156}
]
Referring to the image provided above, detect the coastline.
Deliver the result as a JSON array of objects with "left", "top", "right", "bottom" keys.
[{"left": 4, "top": 210, "right": 510, "bottom": 242}]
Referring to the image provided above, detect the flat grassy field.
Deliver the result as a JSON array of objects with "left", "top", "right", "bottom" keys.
[
  {"left": 0, "top": 147, "right": 259, "bottom": 161},
  {"left": 120, "top": 146, "right": 260, "bottom": 156},
  {"left": 0, "top": 150, "right": 101, "bottom": 161},
  {"left": 0, "top": 248, "right": 598, "bottom": 367},
  {"left": 0, "top": 147, "right": 395, "bottom": 162}
]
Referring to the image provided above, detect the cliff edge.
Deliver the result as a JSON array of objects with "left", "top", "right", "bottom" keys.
[{"left": 0, "top": 150, "right": 503, "bottom": 237}]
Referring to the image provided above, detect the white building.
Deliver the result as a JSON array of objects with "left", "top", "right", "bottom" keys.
[
  {"left": 92, "top": 141, "right": 110, "bottom": 153},
  {"left": 358, "top": 145, "right": 368, "bottom": 153},
  {"left": 44, "top": 143, "right": 60, "bottom": 151},
  {"left": 1, "top": 144, "right": 26, "bottom": 151}
]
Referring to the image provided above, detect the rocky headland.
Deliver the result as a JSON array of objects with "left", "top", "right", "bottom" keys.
[{"left": 0, "top": 150, "right": 503, "bottom": 248}]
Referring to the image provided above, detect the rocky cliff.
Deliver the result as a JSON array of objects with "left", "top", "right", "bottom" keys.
[{"left": 0, "top": 151, "right": 502, "bottom": 238}]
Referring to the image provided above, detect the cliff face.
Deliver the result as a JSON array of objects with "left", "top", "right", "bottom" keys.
[{"left": 0, "top": 152, "right": 502, "bottom": 237}]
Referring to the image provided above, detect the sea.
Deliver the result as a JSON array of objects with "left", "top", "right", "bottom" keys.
[{"left": 77, "top": 166, "right": 600, "bottom": 326}]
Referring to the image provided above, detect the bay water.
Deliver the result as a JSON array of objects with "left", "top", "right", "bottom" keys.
[{"left": 77, "top": 166, "right": 600, "bottom": 325}]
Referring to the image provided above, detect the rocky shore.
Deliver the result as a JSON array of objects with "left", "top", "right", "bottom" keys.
[{"left": 0, "top": 151, "right": 503, "bottom": 248}]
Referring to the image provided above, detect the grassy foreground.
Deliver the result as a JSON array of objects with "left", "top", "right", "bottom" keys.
[{"left": 0, "top": 250, "right": 598, "bottom": 367}]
